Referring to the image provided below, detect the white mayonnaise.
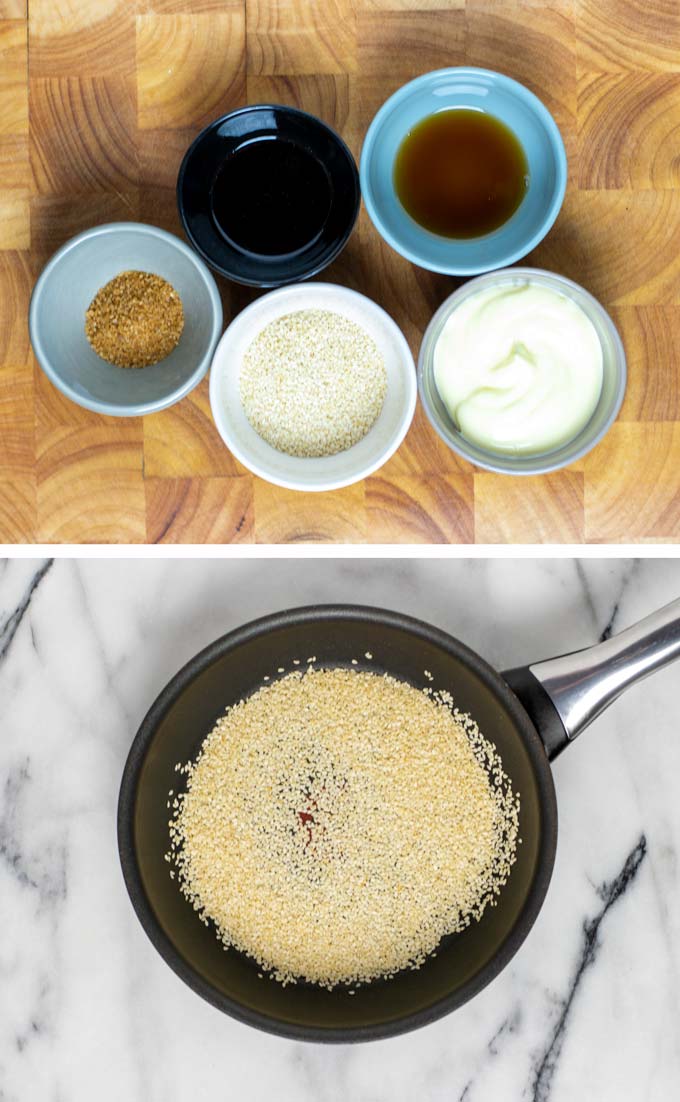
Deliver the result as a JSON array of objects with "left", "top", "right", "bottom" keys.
[{"left": 433, "top": 281, "right": 603, "bottom": 456}]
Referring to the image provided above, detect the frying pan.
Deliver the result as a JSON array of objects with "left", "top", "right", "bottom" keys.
[{"left": 118, "top": 600, "right": 680, "bottom": 1042}]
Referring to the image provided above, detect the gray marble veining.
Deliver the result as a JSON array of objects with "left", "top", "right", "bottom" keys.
[{"left": 1, "top": 558, "right": 679, "bottom": 1101}]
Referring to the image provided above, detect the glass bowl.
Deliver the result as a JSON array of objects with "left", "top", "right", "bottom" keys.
[{"left": 418, "top": 268, "right": 627, "bottom": 475}]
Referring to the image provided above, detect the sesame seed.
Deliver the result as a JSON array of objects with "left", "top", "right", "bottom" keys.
[
  {"left": 239, "top": 310, "right": 387, "bottom": 458},
  {"left": 167, "top": 667, "right": 519, "bottom": 991}
]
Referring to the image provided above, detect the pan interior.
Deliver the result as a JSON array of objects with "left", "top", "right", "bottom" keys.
[{"left": 128, "top": 613, "right": 553, "bottom": 1037}]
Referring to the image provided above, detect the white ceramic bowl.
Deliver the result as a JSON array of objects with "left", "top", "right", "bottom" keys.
[{"left": 208, "top": 283, "right": 417, "bottom": 491}]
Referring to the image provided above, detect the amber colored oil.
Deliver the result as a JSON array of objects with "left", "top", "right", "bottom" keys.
[{"left": 393, "top": 109, "right": 529, "bottom": 239}]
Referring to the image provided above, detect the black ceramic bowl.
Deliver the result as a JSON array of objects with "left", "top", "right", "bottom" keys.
[{"left": 177, "top": 105, "right": 360, "bottom": 287}]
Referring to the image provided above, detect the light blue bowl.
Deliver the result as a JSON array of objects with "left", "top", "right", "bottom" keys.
[
  {"left": 360, "top": 68, "right": 567, "bottom": 276},
  {"left": 30, "top": 222, "right": 223, "bottom": 417}
]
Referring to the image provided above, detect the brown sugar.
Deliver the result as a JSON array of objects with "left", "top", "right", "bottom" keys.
[{"left": 85, "top": 270, "right": 184, "bottom": 368}]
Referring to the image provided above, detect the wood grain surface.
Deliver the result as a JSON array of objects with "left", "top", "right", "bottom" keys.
[{"left": 2, "top": 0, "right": 680, "bottom": 544}]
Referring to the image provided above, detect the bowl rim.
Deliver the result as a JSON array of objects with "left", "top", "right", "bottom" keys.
[
  {"left": 359, "top": 66, "right": 568, "bottom": 276},
  {"left": 28, "top": 220, "right": 224, "bottom": 418},
  {"left": 117, "top": 603, "right": 557, "bottom": 1044},
  {"left": 177, "top": 103, "right": 361, "bottom": 288},
  {"left": 417, "top": 266, "right": 628, "bottom": 475},
  {"left": 208, "top": 281, "right": 418, "bottom": 491}
]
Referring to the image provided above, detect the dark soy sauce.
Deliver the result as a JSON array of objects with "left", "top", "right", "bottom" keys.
[
  {"left": 210, "top": 138, "right": 333, "bottom": 258},
  {"left": 394, "top": 109, "right": 529, "bottom": 239}
]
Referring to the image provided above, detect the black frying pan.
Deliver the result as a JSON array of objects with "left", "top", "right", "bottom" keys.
[{"left": 118, "top": 601, "right": 680, "bottom": 1042}]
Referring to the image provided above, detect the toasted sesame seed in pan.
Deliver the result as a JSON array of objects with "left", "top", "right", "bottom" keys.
[
  {"left": 239, "top": 309, "right": 387, "bottom": 458},
  {"left": 168, "top": 666, "right": 520, "bottom": 990}
]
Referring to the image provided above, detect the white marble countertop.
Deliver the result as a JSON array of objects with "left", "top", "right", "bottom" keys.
[{"left": 2, "top": 557, "right": 680, "bottom": 1101}]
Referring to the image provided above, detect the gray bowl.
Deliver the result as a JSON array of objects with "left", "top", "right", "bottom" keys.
[
  {"left": 29, "top": 222, "right": 223, "bottom": 417},
  {"left": 418, "top": 268, "right": 627, "bottom": 475}
]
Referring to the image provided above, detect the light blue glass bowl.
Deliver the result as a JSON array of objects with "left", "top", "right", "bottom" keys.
[{"left": 360, "top": 68, "right": 567, "bottom": 276}]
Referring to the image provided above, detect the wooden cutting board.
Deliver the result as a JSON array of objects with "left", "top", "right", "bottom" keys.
[{"left": 2, "top": 0, "right": 679, "bottom": 544}]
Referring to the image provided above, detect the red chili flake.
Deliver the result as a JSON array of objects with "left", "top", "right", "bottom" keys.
[{"left": 298, "top": 809, "right": 315, "bottom": 847}]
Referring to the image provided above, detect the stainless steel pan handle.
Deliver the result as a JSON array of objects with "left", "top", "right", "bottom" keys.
[
  {"left": 503, "top": 598, "right": 680, "bottom": 760},
  {"left": 531, "top": 597, "right": 680, "bottom": 740}
]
